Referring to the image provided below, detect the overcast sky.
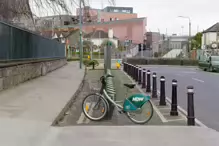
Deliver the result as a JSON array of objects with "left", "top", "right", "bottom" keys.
[
  {"left": 31, "top": 0, "right": 219, "bottom": 35},
  {"left": 91, "top": 0, "right": 219, "bottom": 35}
]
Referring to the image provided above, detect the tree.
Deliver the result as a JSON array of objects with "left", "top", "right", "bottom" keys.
[
  {"left": 83, "top": 40, "right": 93, "bottom": 52},
  {"left": 191, "top": 32, "right": 202, "bottom": 49},
  {"left": 0, "top": 0, "right": 116, "bottom": 30}
]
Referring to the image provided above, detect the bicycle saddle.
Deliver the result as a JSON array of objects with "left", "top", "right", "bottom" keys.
[{"left": 124, "top": 83, "right": 136, "bottom": 89}]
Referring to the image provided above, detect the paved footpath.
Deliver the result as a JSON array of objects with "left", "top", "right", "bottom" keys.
[{"left": 0, "top": 62, "right": 84, "bottom": 125}]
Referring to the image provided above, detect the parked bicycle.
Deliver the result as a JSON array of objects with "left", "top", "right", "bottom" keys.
[{"left": 82, "top": 74, "right": 154, "bottom": 124}]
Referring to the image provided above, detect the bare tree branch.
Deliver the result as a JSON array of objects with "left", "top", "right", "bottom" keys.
[{"left": 0, "top": 0, "right": 116, "bottom": 31}]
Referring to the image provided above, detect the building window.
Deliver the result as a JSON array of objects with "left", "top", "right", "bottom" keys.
[
  {"left": 64, "top": 21, "right": 70, "bottom": 25},
  {"left": 110, "top": 18, "right": 112, "bottom": 21}
]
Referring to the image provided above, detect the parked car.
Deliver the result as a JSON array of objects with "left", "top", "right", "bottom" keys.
[{"left": 199, "top": 56, "right": 219, "bottom": 72}]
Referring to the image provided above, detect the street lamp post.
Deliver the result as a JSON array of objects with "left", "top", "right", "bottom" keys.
[
  {"left": 79, "top": 0, "right": 83, "bottom": 69},
  {"left": 178, "top": 16, "right": 191, "bottom": 57}
]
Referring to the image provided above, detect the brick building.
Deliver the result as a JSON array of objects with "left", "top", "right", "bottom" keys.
[{"left": 75, "top": 6, "right": 146, "bottom": 44}]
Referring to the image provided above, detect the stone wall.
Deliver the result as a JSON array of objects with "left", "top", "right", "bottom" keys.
[{"left": 0, "top": 59, "right": 67, "bottom": 91}]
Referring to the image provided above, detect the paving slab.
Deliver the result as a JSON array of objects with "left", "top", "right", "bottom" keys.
[
  {"left": 0, "top": 119, "right": 219, "bottom": 146},
  {"left": 0, "top": 62, "right": 84, "bottom": 124}
]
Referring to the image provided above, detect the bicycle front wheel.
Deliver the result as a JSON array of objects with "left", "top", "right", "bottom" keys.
[
  {"left": 126, "top": 100, "right": 154, "bottom": 124},
  {"left": 82, "top": 93, "right": 108, "bottom": 121}
]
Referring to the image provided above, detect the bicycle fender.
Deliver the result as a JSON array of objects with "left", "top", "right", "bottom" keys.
[{"left": 123, "top": 94, "right": 150, "bottom": 111}]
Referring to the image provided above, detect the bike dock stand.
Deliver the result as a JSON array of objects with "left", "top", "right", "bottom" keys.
[{"left": 105, "top": 69, "right": 116, "bottom": 120}]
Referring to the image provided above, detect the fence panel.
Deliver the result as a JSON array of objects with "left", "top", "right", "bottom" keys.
[{"left": 0, "top": 21, "right": 65, "bottom": 61}]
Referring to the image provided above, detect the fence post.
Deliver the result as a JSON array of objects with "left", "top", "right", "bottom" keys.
[
  {"left": 159, "top": 76, "right": 166, "bottom": 106},
  {"left": 142, "top": 69, "right": 146, "bottom": 88},
  {"left": 170, "top": 79, "right": 178, "bottom": 116},
  {"left": 146, "top": 70, "right": 151, "bottom": 92},
  {"left": 187, "top": 86, "right": 195, "bottom": 126},
  {"left": 152, "top": 72, "right": 157, "bottom": 98}
]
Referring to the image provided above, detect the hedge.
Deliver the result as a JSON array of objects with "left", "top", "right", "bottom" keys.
[
  {"left": 123, "top": 58, "right": 199, "bottom": 66},
  {"left": 72, "top": 52, "right": 104, "bottom": 55}
]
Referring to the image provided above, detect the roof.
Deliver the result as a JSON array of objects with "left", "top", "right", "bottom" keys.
[
  {"left": 103, "top": 6, "right": 133, "bottom": 9},
  {"left": 53, "top": 17, "right": 146, "bottom": 29},
  {"left": 40, "top": 29, "right": 80, "bottom": 39},
  {"left": 203, "top": 23, "right": 219, "bottom": 33},
  {"left": 84, "top": 30, "right": 117, "bottom": 39}
]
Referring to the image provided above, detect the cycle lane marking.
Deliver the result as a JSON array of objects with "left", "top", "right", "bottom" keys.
[
  {"left": 192, "top": 78, "right": 204, "bottom": 83},
  {"left": 121, "top": 68, "right": 208, "bottom": 126}
]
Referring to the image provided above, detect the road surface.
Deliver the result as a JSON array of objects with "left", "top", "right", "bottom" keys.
[{"left": 141, "top": 65, "right": 219, "bottom": 131}]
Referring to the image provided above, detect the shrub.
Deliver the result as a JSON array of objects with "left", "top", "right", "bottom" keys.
[
  {"left": 123, "top": 58, "right": 198, "bottom": 66},
  {"left": 83, "top": 59, "right": 99, "bottom": 69},
  {"left": 73, "top": 52, "right": 104, "bottom": 55}
]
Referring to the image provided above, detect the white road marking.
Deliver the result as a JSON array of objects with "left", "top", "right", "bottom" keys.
[
  {"left": 182, "top": 71, "right": 197, "bottom": 74},
  {"left": 157, "top": 107, "right": 170, "bottom": 110},
  {"left": 77, "top": 103, "right": 91, "bottom": 124},
  {"left": 166, "top": 118, "right": 185, "bottom": 122},
  {"left": 156, "top": 90, "right": 208, "bottom": 128},
  {"left": 192, "top": 78, "right": 204, "bottom": 83},
  {"left": 77, "top": 112, "right": 85, "bottom": 124},
  {"left": 85, "top": 103, "right": 95, "bottom": 124}
]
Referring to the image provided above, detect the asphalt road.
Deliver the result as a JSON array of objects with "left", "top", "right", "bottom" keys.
[{"left": 140, "top": 65, "right": 219, "bottom": 131}]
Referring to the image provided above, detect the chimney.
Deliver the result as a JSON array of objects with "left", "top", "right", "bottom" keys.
[
  {"left": 92, "top": 27, "right": 96, "bottom": 32},
  {"left": 108, "top": 28, "right": 113, "bottom": 39}
]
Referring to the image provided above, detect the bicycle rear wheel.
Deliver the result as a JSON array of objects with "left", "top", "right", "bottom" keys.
[
  {"left": 126, "top": 100, "right": 154, "bottom": 124},
  {"left": 82, "top": 93, "right": 108, "bottom": 121}
]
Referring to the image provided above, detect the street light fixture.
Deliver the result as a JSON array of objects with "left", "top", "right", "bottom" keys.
[{"left": 178, "top": 16, "right": 191, "bottom": 56}]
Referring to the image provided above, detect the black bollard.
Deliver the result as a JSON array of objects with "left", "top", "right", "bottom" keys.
[
  {"left": 159, "top": 76, "right": 166, "bottom": 106},
  {"left": 187, "top": 86, "right": 195, "bottom": 126},
  {"left": 146, "top": 70, "right": 151, "bottom": 92},
  {"left": 152, "top": 72, "right": 157, "bottom": 98},
  {"left": 132, "top": 65, "right": 135, "bottom": 79},
  {"left": 127, "top": 64, "right": 131, "bottom": 76},
  {"left": 170, "top": 79, "right": 178, "bottom": 116},
  {"left": 136, "top": 66, "right": 139, "bottom": 82},
  {"left": 142, "top": 69, "right": 146, "bottom": 88},
  {"left": 131, "top": 64, "right": 134, "bottom": 79},
  {"left": 124, "top": 62, "right": 127, "bottom": 72},
  {"left": 138, "top": 67, "right": 142, "bottom": 84},
  {"left": 133, "top": 66, "right": 136, "bottom": 79}
]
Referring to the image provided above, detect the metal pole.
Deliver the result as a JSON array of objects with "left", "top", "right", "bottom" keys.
[
  {"left": 79, "top": 0, "right": 83, "bottom": 69},
  {"left": 189, "top": 20, "right": 191, "bottom": 58},
  {"left": 141, "top": 44, "right": 143, "bottom": 58}
]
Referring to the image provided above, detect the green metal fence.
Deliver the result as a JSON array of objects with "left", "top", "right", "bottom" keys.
[{"left": 0, "top": 21, "right": 65, "bottom": 61}]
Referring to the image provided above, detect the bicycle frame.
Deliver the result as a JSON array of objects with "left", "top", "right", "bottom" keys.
[{"left": 103, "top": 89, "right": 123, "bottom": 112}]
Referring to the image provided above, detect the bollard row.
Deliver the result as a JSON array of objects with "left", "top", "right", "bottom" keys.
[{"left": 123, "top": 62, "right": 196, "bottom": 126}]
